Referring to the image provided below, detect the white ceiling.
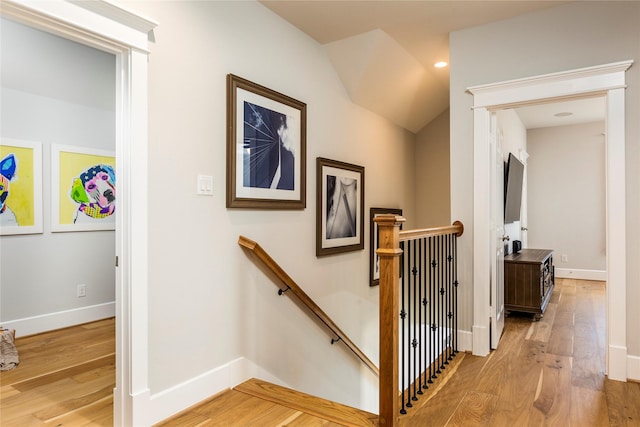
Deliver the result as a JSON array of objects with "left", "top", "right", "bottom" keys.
[
  {"left": 260, "top": 0, "right": 574, "bottom": 133},
  {"left": 513, "top": 96, "right": 605, "bottom": 129}
]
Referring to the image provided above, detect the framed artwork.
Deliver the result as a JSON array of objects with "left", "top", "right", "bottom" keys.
[
  {"left": 316, "top": 157, "right": 364, "bottom": 256},
  {"left": 0, "top": 138, "right": 43, "bottom": 235},
  {"left": 226, "top": 74, "right": 307, "bottom": 209},
  {"left": 51, "top": 144, "right": 116, "bottom": 232},
  {"left": 369, "top": 207, "right": 403, "bottom": 286}
]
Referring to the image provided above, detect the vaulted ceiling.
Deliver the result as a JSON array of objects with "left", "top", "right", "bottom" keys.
[{"left": 260, "top": 1, "right": 572, "bottom": 133}]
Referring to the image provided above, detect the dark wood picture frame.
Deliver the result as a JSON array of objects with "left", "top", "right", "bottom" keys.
[
  {"left": 369, "top": 207, "right": 403, "bottom": 286},
  {"left": 226, "top": 74, "right": 307, "bottom": 209},
  {"left": 316, "top": 157, "right": 365, "bottom": 256}
]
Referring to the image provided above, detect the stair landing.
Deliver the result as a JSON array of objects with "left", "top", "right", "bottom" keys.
[{"left": 156, "top": 378, "right": 378, "bottom": 426}]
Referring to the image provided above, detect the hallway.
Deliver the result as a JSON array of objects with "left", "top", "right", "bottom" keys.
[
  {"left": 402, "top": 278, "right": 640, "bottom": 426},
  {"left": 2, "top": 279, "right": 639, "bottom": 426}
]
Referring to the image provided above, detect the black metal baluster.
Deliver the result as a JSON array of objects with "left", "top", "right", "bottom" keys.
[
  {"left": 433, "top": 236, "right": 440, "bottom": 377},
  {"left": 433, "top": 236, "right": 440, "bottom": 376},
  {"left": 453, "top": 234, "right": 459, "bottom": 354},
  {"left": 407, "top": 241, "right": 412, "bottom": 407},
  {"left": 438, "top": 235, "right": 444, "bottom": 373},
  {"left": 420, "top": 237, "right": 428, "bottom": 392},
  {"left": 405, "top": 241, "right": 414, "bottom": 408},
  {"left": 428, "top": 237, "right": 432, "bottom": 384},
  {"left": 442, "top": 234, "right": 447, "bottom": 365},
  {"left": 443, "top": 233, "right": 448, "bottom": 363},
  {"left": 426, "top": 237, "right": 433, "bottom": 384},
  {"left": 413, "top": 239, "right": 422, "bottom": 394},
  {"left": 411, "top": 240, "right": 418, "bottom": 403},
  {"left": 450, "top": 233, "right": 457, "bottom": 359},
  {"left": 400, "top": 241, "right": 407, "bottom": 415},
  {"left": 446, "top": 234, "right": 452, "bottom": 363},
  {"left": 417, "top": 238, "right": 423, "bottom": 395}
]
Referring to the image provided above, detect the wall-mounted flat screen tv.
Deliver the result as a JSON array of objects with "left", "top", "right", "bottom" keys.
[{"left": 504, "top": 152, "right": 525, "bottom": 223}]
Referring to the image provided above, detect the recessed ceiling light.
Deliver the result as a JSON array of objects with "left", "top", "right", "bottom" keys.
[
  {"left": 554, "top": 112, "right": 573, "bottom": 117},
  {"left": 434, "top": 61, "right": 448, "bottom": 68}
]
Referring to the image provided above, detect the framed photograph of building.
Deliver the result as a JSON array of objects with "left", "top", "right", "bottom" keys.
[
  {"left": 316, "top": 157, "right": 364, "bottom": 256},
  {"left": 226, "top": 74, "right": 307, "bottom": 209},
  {"left": 0, "top": 138, "right": 42, "bottom": 235},
  {"left": 370, "top": 207, "right": 403, "bottom": 286}
]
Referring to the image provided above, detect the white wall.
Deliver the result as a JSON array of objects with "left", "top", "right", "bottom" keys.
[
  {"left": 0, "top": 18, "right": 116, "bottom": 334},
  {"left": 123, "top": 0, "right": 416, "bottom": 415},
  {"left": 450, "top": 1, "right": 640, "bottom": 356},
  {"left": 528, "top": 122, "right": 606, "bottom": 274},
  {"left": 416, "top": 108, "right": 450, "bottom": 227}
]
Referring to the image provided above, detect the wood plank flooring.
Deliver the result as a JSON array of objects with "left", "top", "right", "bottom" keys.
[
  {"left": 157, "top": 378, "right": 378, "bottom": 427},
  {"left": 0, "top": 318, "right": 115, "bottom": 426},
  {"left": 2, "top": 279, "right": 640, "bottom": 426},
  {"left": 402, "top": 278, "right": 640, "bottom": 426}
]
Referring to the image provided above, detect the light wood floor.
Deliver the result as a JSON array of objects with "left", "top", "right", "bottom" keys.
[
  {"left": 400, "top": 278, "right": 640, "bottom": 426},
  {"left": 2, "top": 279, "right": 640, "bottom": 426},
  {"left": 0, "top": 317, "right": 115, "bottom": 426}
]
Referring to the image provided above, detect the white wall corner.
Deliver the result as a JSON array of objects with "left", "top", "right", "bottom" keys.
[{"left": 136, "top": 357, "right": 286, "bottom": 426}]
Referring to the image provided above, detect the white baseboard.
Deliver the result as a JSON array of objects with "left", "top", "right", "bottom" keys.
[
  {"left": 457, "top": 329, "right": 473, "bottom": 353},
  {"left": 472, "top": 324, "right": 490, "bottom": 356},
  {"left": 1, "top": 302, "right": 115, "bottom": 336},
  {"left": 608, "top": 344, "right": 628, "bottom": 382},
  {"left": 554, "top": 268, "right": 606, "bottom": 281},
  {"left": 137, "top": 357, "right": 286, "bottom": 426},
  {"left": 628, "top": 354, "right": 640, "bottom": 382}
]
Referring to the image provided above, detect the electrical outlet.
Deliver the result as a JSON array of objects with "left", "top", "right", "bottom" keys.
[
  {"left": 561, "top": 254, "right": 568, "bottom": 263},
  {"left": 77, "top": 284, "right": 86, "bottom": 297}
]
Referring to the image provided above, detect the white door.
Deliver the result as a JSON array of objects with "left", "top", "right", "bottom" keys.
[
  {"left": 490, "top": 115, "right": 505, "bottom": 349},
  {"left": 519, "top": 152, "right": 529, "bottom": 247}
]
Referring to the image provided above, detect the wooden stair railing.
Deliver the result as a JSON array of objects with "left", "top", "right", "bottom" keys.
[
  {"left": 238, "top": 235, "right": 379, "bottom": 377},
  {"left": 375, "top": 215, "right": 463, "bottom": 427},
  {"left": 399, "top": 221, "right": 464, "bottom": 243}
]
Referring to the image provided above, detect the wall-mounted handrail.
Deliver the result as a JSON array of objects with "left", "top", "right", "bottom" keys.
[{"left": 238, "top": 235, "right": 379, "bottom": 377}]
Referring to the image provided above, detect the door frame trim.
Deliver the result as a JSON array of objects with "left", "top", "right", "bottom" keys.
[{"left": 468, "top": 60, "right": 632, "bottom": 381}]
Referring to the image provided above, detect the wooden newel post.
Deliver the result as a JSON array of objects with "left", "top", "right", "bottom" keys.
[{"left": 375, "top": 214, "right": 405, "bottom": 427}]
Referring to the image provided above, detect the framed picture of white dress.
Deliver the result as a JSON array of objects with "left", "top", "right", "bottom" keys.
[{"left": 316, "top": 157, "right": 364, "bottom": 256}]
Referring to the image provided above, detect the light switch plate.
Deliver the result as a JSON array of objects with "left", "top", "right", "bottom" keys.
[{"left": 197, "top": 174, "right": 213, "bottom": 195}]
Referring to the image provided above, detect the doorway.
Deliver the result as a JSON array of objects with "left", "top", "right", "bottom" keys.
[
  {"left": 468, "top": 60, "right": 632, "bottom": 382},
  {"left": 514, "top": 98, "right": 607, "bottom": 282},
  {"left": 490, "top": 98, "right": 606, "bottom": 346},
  {"left": 0, "top": 1, "right": 156, "bottom": 425},
  {"left": 1, "top": 16, "right": 116, "bottom": 335}
]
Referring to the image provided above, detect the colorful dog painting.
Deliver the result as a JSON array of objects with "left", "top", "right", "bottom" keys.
[
  {"left": 0, "top": 153, "right": 18, "bottom": 227},
  {"left": 70, "top": 164, "right": 115, "bottom": 224}
]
